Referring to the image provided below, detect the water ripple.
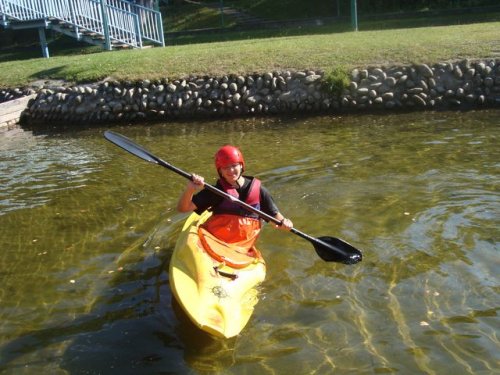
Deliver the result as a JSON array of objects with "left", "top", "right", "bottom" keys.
[{"left": 0, "top": 130, "right": 100, "bottom": 215}]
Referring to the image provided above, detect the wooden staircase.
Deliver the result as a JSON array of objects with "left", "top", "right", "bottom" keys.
[{"left": 0, "top": 0, "right": 165, "bottom": 57}]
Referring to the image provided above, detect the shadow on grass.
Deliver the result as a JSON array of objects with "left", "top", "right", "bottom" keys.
[
  {"left": 165, "top": 11, "right": 500, "bottom": 46},
  {"left": 0, "top": 44, "right": 42, "bottom": 62},
  {"left": 0, "top": 34, "right": 105, "bottom": 62},
  {"left": 28, "top": 66, "right": 70, "bottom": 81}
]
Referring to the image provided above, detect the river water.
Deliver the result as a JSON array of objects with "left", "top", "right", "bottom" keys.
[{"left": 0, "top": 110, "right": 498, "bottom": 374}]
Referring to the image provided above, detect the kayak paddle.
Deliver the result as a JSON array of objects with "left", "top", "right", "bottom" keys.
[{"left": 104, "top": 131, "right": 362, "bottom": 265}]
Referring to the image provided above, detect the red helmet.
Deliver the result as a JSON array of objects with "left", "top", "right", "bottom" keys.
[{"left": 215, "top": 145, "right": 245, "bottom": 171}]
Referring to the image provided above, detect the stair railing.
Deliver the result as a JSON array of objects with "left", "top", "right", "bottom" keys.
[
  {"left": 0, "top": 0, "right": 45, "bottom": 22},
  {"left": 130, "top": 1, "right": 163, "bottom": 45},
  {"left": 0, "top": 0, "right": 164, "bottom": 49}
]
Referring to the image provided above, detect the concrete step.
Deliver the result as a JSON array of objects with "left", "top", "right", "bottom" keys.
[{"left": 0, "top": 94, "right": 37, "bottom": 132}]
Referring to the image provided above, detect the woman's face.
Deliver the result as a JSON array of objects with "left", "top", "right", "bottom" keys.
[{"left": 220, "top": 163, "right": 242, "bottom": 184}]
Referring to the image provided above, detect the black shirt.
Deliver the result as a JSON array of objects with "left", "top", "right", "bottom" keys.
[{"left": 192, "top": 176, "right": 279, "bottom": 218}]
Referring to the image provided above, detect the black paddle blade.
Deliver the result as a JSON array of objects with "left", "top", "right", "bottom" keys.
[
  {"left": 314, "top": 237, "right": 362, "bottom": 264},
  {"left": 104, "top": 131, "right": 159, "bottom": 164}
]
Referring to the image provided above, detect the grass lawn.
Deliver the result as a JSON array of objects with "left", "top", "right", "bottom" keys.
[{"left": 0, "top": 20, "right": 498, "bottom": 88}]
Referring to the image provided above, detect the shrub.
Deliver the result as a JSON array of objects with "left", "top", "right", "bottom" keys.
[{"left": 321, "top": 67, "right": 350, "bottom": 97}]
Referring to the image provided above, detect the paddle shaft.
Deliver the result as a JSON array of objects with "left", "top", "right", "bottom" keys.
[
  {"left": 148, "top": 153, "right": 284, "bottom": 224},
  {"left": 130, "top": 143, "right": 332, "bottom": 248}
]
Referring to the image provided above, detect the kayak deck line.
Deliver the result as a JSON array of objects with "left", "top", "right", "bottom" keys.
[{"left": 213, "top": 266, "right": 238, "bottom": 280}]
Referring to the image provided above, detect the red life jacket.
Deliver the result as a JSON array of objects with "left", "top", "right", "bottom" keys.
[
  {"left": 199, "top": 177, "right": 263, "bottom": 266},
  {"left": 213, "top": 176, "right": 261, "bottom": 219}
]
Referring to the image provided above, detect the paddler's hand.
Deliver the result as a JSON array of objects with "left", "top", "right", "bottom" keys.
[
  {"left": 277, "top": 217, "right": 293, "bottom": 231},
  {"left": 188, "top": 174, "right": 205, "bottom": 191}
]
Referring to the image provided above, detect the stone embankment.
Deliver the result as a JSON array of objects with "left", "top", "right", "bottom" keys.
[{"left": 6, "top": 59, "right": 500, "bottom": 126}]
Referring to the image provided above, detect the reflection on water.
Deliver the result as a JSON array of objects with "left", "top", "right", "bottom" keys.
[
  {"left": 0, "top": 111, "right": 498, "bottom": 374},
  {"left": 0, "top": 129, "right": 101, "bottom": 214}
]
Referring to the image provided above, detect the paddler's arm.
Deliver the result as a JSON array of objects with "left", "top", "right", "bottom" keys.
[
  {"left": 260, "top": 185, "right": 293, "bottom": 231},
  {"left": 274, "top": 212, "right": 293, "bottom": 231},
  {"left": 177, "top": 174, "right": 204, "bottom": 212}
]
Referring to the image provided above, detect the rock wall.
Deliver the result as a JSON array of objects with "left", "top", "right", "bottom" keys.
[
  {"left": 0, "top": 88, "right": 35, "bottom": 104},
  {"left": 346, "top": 60, "right": 499, "bottom": 109},
  {"left": 21, "top": 59, "right": 500, "bottom": 124}
]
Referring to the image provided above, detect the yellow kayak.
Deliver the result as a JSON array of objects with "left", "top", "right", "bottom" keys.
[{"left": 169, "top": 211, "right": 266, "bottom": 338}]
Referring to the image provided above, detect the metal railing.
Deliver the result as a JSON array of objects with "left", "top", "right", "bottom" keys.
[
  {"left": 0, "top": 0, "right": 45, "bottom": 21},
  {"left": 0, "top": 0, "right": 164, "bottom": 49},
  {"left": 131, "top": 1, "right": 163, "bottom": 45}
]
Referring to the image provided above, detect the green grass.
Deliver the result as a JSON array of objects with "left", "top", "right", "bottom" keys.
[
  {"left": 166, "top": 0, "right": 500, "bottom": 26},
  {"left": 0, "top": 20, "right": 498, "bottom": 88},
  {"left": 164, "top": 3, "right": 234, "bottom": 32},
  {"left": 223, "top": 0, "right": 339, "bottom": 21}
]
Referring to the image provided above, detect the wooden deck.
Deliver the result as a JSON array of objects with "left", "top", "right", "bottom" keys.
[{"left": 0, "top": 94, "right": 37, "bottom": 132}]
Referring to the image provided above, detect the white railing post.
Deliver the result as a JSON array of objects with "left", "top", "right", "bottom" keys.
[
  {"left": 38, "top": 26, "right": 49, "bottom": 58},
  {"left": 134, "top": 12, "right": 142, "bottom": 48},
  {"left": 99, "top": 0, "right": 111, "bottom": 50},
  {"left": 157, "top": 9, "right": 164, "bottom": 47},
  {"left": 68, "top": 0, "right": 80, "bottom": 40}
]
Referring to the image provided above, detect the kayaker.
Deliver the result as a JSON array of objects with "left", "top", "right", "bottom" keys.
[{"left": 177, "top": 145, "right": 293, "bottom": 250}]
